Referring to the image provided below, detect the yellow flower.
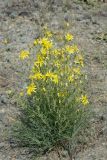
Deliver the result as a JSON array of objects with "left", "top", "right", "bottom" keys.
[
  {"left": 29, "top": 72, "right": 43, "bottom": 80},
  {"left": 27, "top": 83, "right": 37, "bottom": 95},
  {"left": 33, "top": 39, "right": 39, "bottom": 45},
  {"left": 52, "top": 49, "right": 60, "bottom": 55},
  {"left": 19, "top": 50, "right": 30, "bottom": 60},
  {"left": 57, "top": 92, "right": 65, "bottom": 97},
  {"left": 68, "top": 75, "right": 74, "bottom": 82},
  {"left": 34, "top": 55, "right": 44, "bottom": 67},
  {"left": 65, "top": 45, "right": 75, "bottom": 54},
  {"left": 34, "top": 60, "right": 44, "bottom": 67},
  {"left": 65, "top": 33, "right": 73, "bottom": 41},
  {"left": 41, "top": 47, "right": 47, "bottom": 56},
  {"left": 45, "top": 31, "right": 52, "bottom": 37},
  {"left": 45, "top": 72, "right": 58, "bottom": 84},
  {"left": 40, "top": 38, "right": 52, "bottom": 50},
  {"left": 45, "top": 71, "right": 54, "bottom": 78},
  {"left": 52, "top": 75, "right": 58, "bottom": 84},
  {"left": 81, "top": 95, "right": 89, "bottom": 106}
]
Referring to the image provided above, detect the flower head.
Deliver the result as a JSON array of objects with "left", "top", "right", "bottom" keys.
[
  {"left": 68, "top": 75, "right": 74, "bottom": 82},
  {"left": 27, "top": 83, "right": 37, "bottom": 95},
  {"left": 52, "top": 74, "right": 58, "bottom": 84},
  {"left": 81, "top": 95, "right": 89, "bottom": 106},
  {"left": 29, "top": 72, "right": 43, "bottom": 80},
  {"left": 45, "top": 71, "right": 54, "bottom": 78},
  {"left": 41, "top": 47, "right": 47, "bottom": 56},
  {"left": 33, "top": 39, "right": 39, "bottom": 45},
  {"left": 19, "top": 50, "right": 30, "bottom": 60},
  {"left": 45, "top": 31, "right": 52, "bottom": 37},
  {"left": 40, "top": 38, "right": 53, "bottom": 50},
  {"left": 45, "top": 72, "right": 58, "bottom": 84},
  {"left": 65, "top": 33, "right": 73, "bottom": 41},
  {"left": 34, "top": 55, "right": 44, "bottom": 67},
  {"left": 65, "top": 45, "right": 75, "bottom": 54}
]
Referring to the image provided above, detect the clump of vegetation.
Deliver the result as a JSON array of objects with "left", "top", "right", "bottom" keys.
[{"left": 14, "top": 26, "right": 90, "bottom": 156}]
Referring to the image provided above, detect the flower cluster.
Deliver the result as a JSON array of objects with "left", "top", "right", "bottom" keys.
[{"left": 19, "top": 28, "right": 89, "bottom": 107}]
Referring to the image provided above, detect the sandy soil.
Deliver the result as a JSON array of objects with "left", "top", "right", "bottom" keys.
[{"left": 0, "top": 0, "right": 107, "bottom": 159}]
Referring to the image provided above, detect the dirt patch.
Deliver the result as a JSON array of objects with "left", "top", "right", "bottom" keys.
[{"left": 0, "top": 0, "right": 107, "bottom": 159}]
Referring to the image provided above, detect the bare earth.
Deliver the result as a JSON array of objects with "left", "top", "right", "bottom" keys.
[{"left": 0, "top": 0, "right": 107, "bottom": 159}]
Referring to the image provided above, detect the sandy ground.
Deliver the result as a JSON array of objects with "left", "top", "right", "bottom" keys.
[{"left": 0, "top": 0, "right": 107, "bottom": 159}]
